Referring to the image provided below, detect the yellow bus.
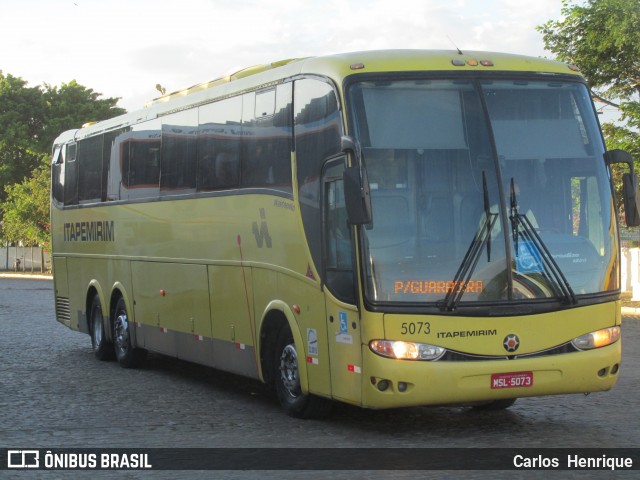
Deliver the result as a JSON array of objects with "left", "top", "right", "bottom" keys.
[{"left": 51, "top": 50, "right": 638, "bottom": 418}]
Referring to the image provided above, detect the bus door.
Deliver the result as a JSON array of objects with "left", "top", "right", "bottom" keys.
[{"left": 322, "top": 158, "right": 362, "bottom": 405}]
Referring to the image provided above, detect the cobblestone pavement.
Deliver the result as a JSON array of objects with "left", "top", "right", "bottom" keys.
[{"left": 1, "top": 278, "right": 639, "bottom": 479}]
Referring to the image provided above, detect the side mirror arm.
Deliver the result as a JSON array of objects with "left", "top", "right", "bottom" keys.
[
  {"left": 341, "top": 136, "right": 362, "bottom": 165},
  {"left": 605, "top": 149, "right": 634, "bottom": 176}
]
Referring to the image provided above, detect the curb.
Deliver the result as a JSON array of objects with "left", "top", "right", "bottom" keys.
[
  {"left": 0, "top": 273, "right": 53, "bottom": 280},
  {"left": 622, "top": 307, "right": 640, "bottom": 318}
]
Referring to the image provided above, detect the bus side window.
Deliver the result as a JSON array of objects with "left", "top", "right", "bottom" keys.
[
  {"left": 64, "top": 143, "right": 78, "bottom": 206},
  {"left": 241, "top": 84, "right": 293, "bottom": 192},
  {"left": 77, "top": 135, "right": 104, "bottom": 204},
  {"left": 103, "top": 128, "right": 126, "bottom": 202},
  {"left": 51, "top": 145, "right": 65, "bottom": 206},
  {"left": 161, "top": 110, "right": 198, "bottom": 193},
  {"left": 198, "top": 96, "right": 242, "bottom": 191},
  {"left": 124, "top": 120, "right": 161, "bottom": 199}
]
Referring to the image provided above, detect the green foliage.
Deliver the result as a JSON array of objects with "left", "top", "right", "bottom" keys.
[
  {"left": 0, "top": 71, "right": 126, "bottom": 247},
  {"left": 0, "top": 144, "right": 42, "bottom": 204},
  {"left": 39, "top": 81, "right": 125, "bottom": 153},
  {"left": 537, "top": 0, "right": 640, "bottom": 100},
  {"left": 2, "top": 157, "right": 51, "bottom": 247},
  {"left": 0, "top": 72, "right": 45, "bottom": 149}
]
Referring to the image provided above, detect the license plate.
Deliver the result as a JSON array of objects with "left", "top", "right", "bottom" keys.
[{"left": 491, "top": 371, "right": 533, "bottom": 389}]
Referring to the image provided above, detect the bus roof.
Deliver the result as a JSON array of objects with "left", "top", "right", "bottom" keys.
[{"left": 53, "top": 49, "right": 581, "bottom": 145}]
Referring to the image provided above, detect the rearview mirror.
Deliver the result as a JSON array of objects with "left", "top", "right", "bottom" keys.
[
  {"left": 605, "top": 149, "right": 640, "bottom": 227},
  {"left": 622, "top": 172, "right": 640, "bottom": 227},
  {"left": 341, "top": 135, "right": 372, "bottom": 225},
  {"left": 343, "top": 166, "right": 372, "bottom": 225}
]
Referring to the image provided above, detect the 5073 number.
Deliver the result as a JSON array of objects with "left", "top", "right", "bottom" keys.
[{"left": 400, "top": 322, "right": 431, "bottom": 335}]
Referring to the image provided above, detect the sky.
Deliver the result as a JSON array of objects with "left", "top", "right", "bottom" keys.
[{"left": 2, "top": 0, "right": 616, "bottom": 118}]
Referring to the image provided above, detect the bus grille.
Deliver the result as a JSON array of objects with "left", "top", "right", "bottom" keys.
[
  {"left": 55, "top": 297, "right": 71, "bottom": 323},
  {"left": 442, "top": 342, "right": 578, "bottom": 361}
]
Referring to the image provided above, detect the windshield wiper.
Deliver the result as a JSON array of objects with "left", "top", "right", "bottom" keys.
[
  {"left": 509, "top": 178, "right": 577, "bottom": 305},
  {"left": 441, "top": 172, "right": 497, "bottom": 312}
]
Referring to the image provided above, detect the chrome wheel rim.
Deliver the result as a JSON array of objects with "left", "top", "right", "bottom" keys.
[
  {"left": 279, "top": 344, "right": 301, "bottom": 398},
  {"left": 114, "top": 310, "right": 129, "bottom": 356}
]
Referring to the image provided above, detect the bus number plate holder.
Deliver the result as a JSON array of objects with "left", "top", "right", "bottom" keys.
[{"left": 491, "top": 371, "right": 533, "bottom": 389}]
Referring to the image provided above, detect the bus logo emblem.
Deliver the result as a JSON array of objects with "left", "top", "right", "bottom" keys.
[
  {"left": 503, "top": 334, "right": 520, "bottom": 352},
  {"left": 252, "top": 208, "right": 272, "bottom": 248}
]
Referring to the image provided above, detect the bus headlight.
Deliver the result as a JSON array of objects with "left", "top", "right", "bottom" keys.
[
  {"left": 571, "top": 326, "right": 620, "bottom": 350},
  {"left": 369, "top": 340, "right": 446, "bottom": 361}
]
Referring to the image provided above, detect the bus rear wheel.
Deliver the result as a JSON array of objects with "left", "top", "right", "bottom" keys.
[
  {"left": 274, "top": 326, "right": 330, "bottom": 419},
  {"left": 89, "top": 294, "right": 114, "bottom": 361},
  {"left": 112, "top": 297, "right": 147, "bottom": 369}
]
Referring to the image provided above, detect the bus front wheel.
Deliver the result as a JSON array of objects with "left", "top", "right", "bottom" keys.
[
  {"left": 112, "top": 297, "right": 147, "bottom": 369},
  {"left": 274, "top": 326, "right": 330, "bottom": 419}
]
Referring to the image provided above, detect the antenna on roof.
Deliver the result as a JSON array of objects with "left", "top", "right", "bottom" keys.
[{"left": 447, "top": 36, "right": 464, "bottom": 55}]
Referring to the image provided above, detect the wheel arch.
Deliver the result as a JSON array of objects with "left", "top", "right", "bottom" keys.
[{"left": 258, "top": 300, "right": 309, "bottom": 395}]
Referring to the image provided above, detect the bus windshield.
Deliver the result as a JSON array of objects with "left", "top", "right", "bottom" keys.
[{"left": 348, "top": 78, "right": 618, "bottom": 307}]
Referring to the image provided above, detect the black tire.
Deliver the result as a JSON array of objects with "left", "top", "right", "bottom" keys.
[
  {"left": 473, "top": 398, "right": 517, "bottom": 410},
  {"left": 89, "top": 294, "right": 114, "bottom": 361},
  {"left": 112, "top": 297, "right": 147, "bottom": 369},
  {"left": 274, "top": 326, "right": 331, "bottom": 418}
]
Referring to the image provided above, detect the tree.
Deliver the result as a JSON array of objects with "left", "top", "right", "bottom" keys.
[
  {"left": 0, "top": 72, "right": 46, "bottom": 205},
  {"left": 2, "top": 157, "right": 50, "bottom": 248},
  {"left": 0, "top": 144, "right": 42, "bottom": 204},
  {"left": 536, "top": 0, "right": 640, "bottom": 99},
  {"left": 0, "top": 71, "right": 45, "bottom": 149},
  {"left": 39, "top": 80, "right": 125, "bottom": 153}
]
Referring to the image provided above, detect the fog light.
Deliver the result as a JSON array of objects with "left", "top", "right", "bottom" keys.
[
  {"left": 377, "top": 380, "right": 390, "bottom": 392},
  {"left": 397, "top": 382, "right": 408, "bottom": 392}
]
